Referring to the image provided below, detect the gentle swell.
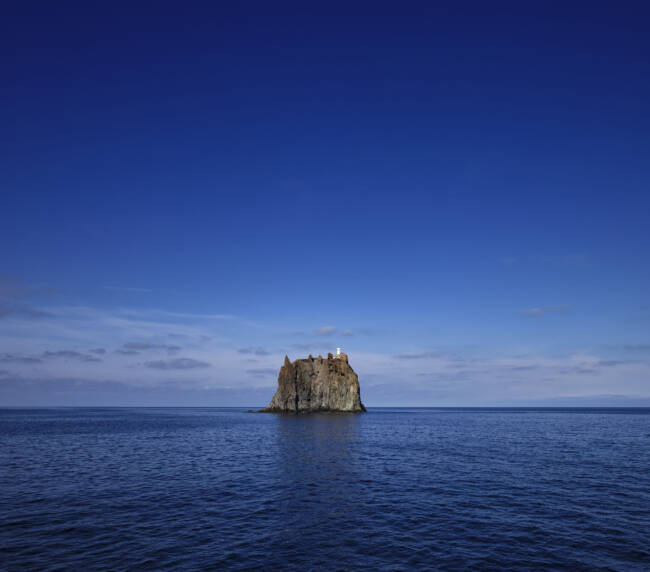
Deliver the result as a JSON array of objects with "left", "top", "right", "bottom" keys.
[{"left": 1, "top": 407, "right": 649, "bottom": 570}]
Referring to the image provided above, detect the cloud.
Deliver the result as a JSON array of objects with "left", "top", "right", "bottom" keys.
[
  {"left": 0, "top": 275, "right": 52, "bottom": 300},
  {"left": 42, "top": 350, "right": 102, "bottom": 362},
  {"left": 0, "top": 377, "right": 284, "bottom": 407},
  {"left": 0, "top": 303, "right": 53, "bottom": 320},
  {"left": 558, "top": 367, "right": 596, "bottom": 375},
  {"left": 394, "top": 351, "right": 444, "bottom": 360},
  {"left": 315, "top": 326, "right": 337, "bottom": 336},
  {"left": 0, "top": 277, "right": 54, "bottom": 321},
  {"left": 3, "top": 297, "right": 647, "bottom": 406},
  {"left": 291, "top": 343, "right": 319, "bottom": 351},
  {"left": 521, "top": 308, "right": 544, "bottom": 317},
  {"left": 544, "top": 253, "right": 588, "bottom": 266},
  {"left": 0, "top": 354, "right": 43, "bottom": 364},
  {"left": 123, "top": 342, "right": 181, "bottom": 353},
  {"left": 0, "top": 277, "right": 28, "bottom": 299},
  {"left": 245, "top": 368, "right": 277, "bottom": 377},
  {"left": 103, "top": 286, "right": 153, "bottom": 293},
  {"left": 546, "top": 305, "right": 572, "bottom": 312},
  {"left": 521, "top": 305, "right": 571, "bottom": 317},
  {"left": 89, "top": 348, "right": 106, "bottom": 355},
  {"left": 499, "top": 256, "right": 517, "bottom": 266},
  {"left": 341, "top": 330, "right": 355, "bottom": 337},
  {"left": 144, "top": 358, "right": 211, "bottom": 370},
  {"left": 237, "top": 347, "right": 270, "bottom": 356},
  {"left": 129, "top": 309, "right": 238, "bottom": 321}
]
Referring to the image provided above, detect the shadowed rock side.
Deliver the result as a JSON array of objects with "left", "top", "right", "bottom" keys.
[{"left": 261, "top": 353, "right": 366, "bottom": 413}]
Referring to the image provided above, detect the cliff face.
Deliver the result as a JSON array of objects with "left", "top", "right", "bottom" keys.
[{"left": 261, "top": 353, "right": 366, "bottom": 413}]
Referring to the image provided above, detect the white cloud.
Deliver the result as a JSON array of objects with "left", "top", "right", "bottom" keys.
[
  {"left": 103, "top": 286, "right": 153, "bottom": 293},
  {"left": 315, "top": 325, "right": 337, "bottom": 336},
  {"left": 521, "top": 305, "right": 571, "bottom": 317},
  {"left": 0, "top": 302, "right": 648, "bottom": 405},
  {"left": 145, "top": 358, "right": 210, "bottom": 370}
]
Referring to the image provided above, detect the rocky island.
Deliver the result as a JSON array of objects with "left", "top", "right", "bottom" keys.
[{"left": 260, "top": 350, "right": 366, "bottom": 413}]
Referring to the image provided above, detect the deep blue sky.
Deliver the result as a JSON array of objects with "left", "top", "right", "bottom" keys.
[{"left": 2, "top": 2, "right": 649, "bottom": 405}]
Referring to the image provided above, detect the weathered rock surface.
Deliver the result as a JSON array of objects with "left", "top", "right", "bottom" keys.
[{"left": 260, "top": 353, "right": 366, "bottom": 413}]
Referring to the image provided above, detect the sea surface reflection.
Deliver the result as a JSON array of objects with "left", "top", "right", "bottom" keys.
[{"left": 1, "top": 407, "right": 649, "bottom": 570}]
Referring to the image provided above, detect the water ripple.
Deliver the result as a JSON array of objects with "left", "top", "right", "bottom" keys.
[{"left": 1, "top": 407, "right": 649, "bottom": 570}]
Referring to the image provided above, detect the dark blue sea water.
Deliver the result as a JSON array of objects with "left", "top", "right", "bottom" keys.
[{"left": 1, "top": 408, "right": 649, "bottom": 571}]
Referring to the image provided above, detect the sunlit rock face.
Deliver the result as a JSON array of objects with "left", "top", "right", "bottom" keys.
[{"left": 261, "top": 354, "right": 366, "bottom": 413}]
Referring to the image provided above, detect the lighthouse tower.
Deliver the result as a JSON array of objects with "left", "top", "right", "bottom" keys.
[{"left": 333, "top": 347, "right": 348, "bottom": 363}]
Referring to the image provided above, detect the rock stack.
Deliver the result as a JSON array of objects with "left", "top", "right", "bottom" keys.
[{"left": 260, "top": 353, "right": 365, "bottom": 413}]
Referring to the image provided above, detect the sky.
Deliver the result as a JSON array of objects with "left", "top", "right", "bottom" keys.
[{"left": 1, "top": 2, "right": 650, "bottom": 406}]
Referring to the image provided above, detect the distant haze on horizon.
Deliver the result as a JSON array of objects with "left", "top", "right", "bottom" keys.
[{"left": 1, "top": 3, "right": 649, "bottom": 406}]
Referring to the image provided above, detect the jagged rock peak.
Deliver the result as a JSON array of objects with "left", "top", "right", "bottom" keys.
[{"left": 260, "top": 353, "right": 365, "bottom": 413}]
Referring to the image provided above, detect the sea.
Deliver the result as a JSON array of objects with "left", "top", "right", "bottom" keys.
[{"left": 1, "top": 407, "right": 649, "bottom": 571}]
